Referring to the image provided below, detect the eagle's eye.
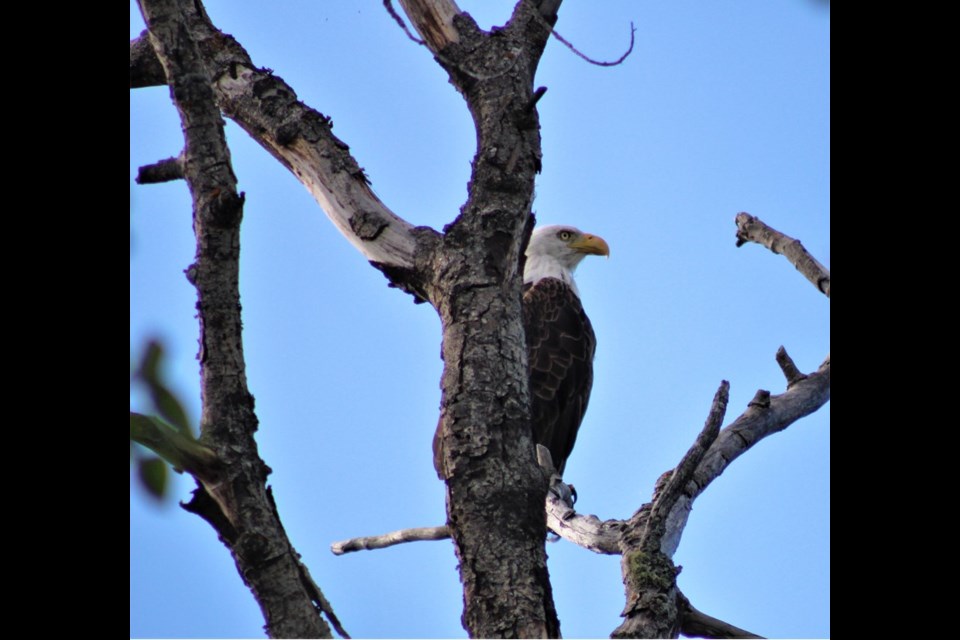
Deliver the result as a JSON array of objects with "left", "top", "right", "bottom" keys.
[{"left": 558, "top": 230, "right": 573, "bottom": 241}]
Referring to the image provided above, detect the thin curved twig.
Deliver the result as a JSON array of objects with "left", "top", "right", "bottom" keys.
[
  {"left": 532, "top": 10, "right": 636, "bottom": 67},
  {"left": 383, "top": 0, "right": 425, "bottom": 44}
]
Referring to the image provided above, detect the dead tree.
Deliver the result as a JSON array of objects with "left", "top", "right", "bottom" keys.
[{"left": 130, "top": 1, "right": 828, "bottom": 637}]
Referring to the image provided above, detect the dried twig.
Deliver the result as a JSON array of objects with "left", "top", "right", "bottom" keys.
[
  {"left": 383, "top": 0, "right": 424, "bottom": 44},
  {"left": 137, "top": 155, "right": 184, "bottom": 184},
  {"left": 532, "top": 10, "right": 636, "bottom": 67},
  {"left": 331, "top": 526, "right": 451, "bottom": 555},
  {"left": 775, "top": 345, "right": 807, "bottom": 387},
  {"left": 735, "top": 212, "right": 831, "bottom": 298},
  {"left": 545, "top": 492, "right": 623, "bottom": 554}
]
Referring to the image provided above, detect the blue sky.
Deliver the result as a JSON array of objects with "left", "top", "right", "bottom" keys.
[{"left": 131, "top": 2, "right": 829, "bottom": 637}]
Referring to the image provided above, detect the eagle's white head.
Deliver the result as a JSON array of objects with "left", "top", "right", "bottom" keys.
[{"left": 523, "top": 225, "right": 610, "bottom": 297}]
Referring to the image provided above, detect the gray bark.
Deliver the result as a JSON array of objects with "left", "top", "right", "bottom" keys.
[
  {"left": 611, "top": 383, "right": 728, "bottom": 639},
  {"left": 735, "top": 212, "right": 831, "bottom": 299},
  {"left": 132, "top": 0, "right": 566, "bottom": 635},
  {"left": 134, "top": 1, "right": 344, "bottom": 636},
  {"left": 403, "top": 2, "right": 565, "bottom": 635},
  {"left": 131, "top": 1, "right": 828, "bottom": 637}
]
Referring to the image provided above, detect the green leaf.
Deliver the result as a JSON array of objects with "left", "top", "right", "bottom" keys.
[
  {"left": 137, "top": 339, "right": 164, "bottom": 381},
  {"left": 133, "top": 339, "right": 193, "bottom": 436},
  {"left": 130, "top": 412, "right": 217, "bottom": 475},
  {"left": 130, "top": 411, "right": 162, "bottom": 438},
  {"left": 138, "top": 457, "right": 168, "bottom": 499},
  {"left": 148, "top": 383, "right": 192, "bottom": 436}
]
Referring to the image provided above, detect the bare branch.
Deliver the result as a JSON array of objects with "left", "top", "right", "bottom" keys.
[
  {"left": 524, "top": 86, "right": 548, "bottom": 112},
  {"left": 531, "top": 10, "right": 636, "bottom": 67},
  {"left": 383, "top": 0, "right": 424, "bottom": 44},
  {"left": 663, "top": 356, "right": 830, "bottom": 552},
  {"left": 748, "top": 388, "right": 770, "bottom": 409},
  {"left": 536, "top": 0, "right": 562, "bottom": 21},
  {"left": 137, "top": 1, "right": 339, "bottom": 636},
  {"left": 610, "top": 343, "right": 824, "bottom": 638},
  {"left": 545, "top": 491, "right": 623, "bottom": 554},
  {"left": 130, "top": 32, "right": 166, "bottom": 87},
  {"left": 386, "top": 1, "right": 530, "bottom": 85},
  {"left": 328, "top": 501, "right": 624, "bottom": 565},
  {"left": 653, "top": 220, "right": 830, "bottom": 557},
  {"left": 326, "top": 499, "right": 625, "bottom": 563},
  {"left": 138, "top": 6, "right": 421, "bottom": 271},
  {"left": 735, "top": 212, "right": 831, "bottom": 298},
  {"left": 298, "top": 562, "right": 352, "bottom": 639},
  {"left": 213, "top": 67, "right": 419, "bottom": 270},
  {"left": 641, "top": 381, "right": 727, "bottom": 551},
  {"left": 554, "top": 21, "right": 636, "bottom": 67},
  {"left": 330, "top": 526, "right": 451, "bottom": 555},
  {"left": 397, "top": 0, "right": 461, "bottom": 51},
  {"left": 775, "top": 345, "right": 807, "bottom": 388},
  {"left": 679, "top": 594, "right": 764, "bottom": 639},
  {"left": 606, "top": 384, "right": 730, "bottom": 637},
  {"left": 134, "top": 1, "right": 827, "bottom": 637},
  {"left": 698, "top": 356, "right": 829, "bottom": 488},
  {"left": 136, "top": 155, "right": 184, "bottom": 184},
  {"left": 538, "top": 213, "right": 830, "bottom": 635}
]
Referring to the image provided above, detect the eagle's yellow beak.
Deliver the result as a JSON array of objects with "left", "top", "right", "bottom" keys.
[{"left": 570, "top": 233, "right": 610, "bottom": 258}]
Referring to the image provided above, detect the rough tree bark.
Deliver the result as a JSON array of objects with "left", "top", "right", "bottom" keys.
[
  {"left": 132, "top": 0, "right": 568, "bottom": 636},
  {"left": 132, "top": 1, "right": 344, "bottom": 637},
  {"left": 131, "top": 1, "right": 828, "bottom": 638},
  {"left": 330, "top": 207, "right": 830, "bottom": 639},
  {"left": 408, "top": 2, "right": 563, "bottom": 636}
]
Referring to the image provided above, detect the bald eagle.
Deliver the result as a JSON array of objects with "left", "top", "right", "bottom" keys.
[
  {"left": 522, "top": 225, "right": 609, "bottom": 476},
  {"left": 432, "top": 225, "right": 608, "bottom": 480}
]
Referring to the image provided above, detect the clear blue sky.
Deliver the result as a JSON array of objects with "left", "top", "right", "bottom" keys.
[{"left": 130, "top": 2, "right": 830, "bottom": 637}]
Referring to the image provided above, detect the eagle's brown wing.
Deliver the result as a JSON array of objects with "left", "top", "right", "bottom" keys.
[{"left": 523, "top": 277, "right": 596, "bottom": 476}]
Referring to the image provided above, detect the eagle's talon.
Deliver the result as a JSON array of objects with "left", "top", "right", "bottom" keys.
[{"left": 549, "top": 476, "right": 577, "bottom": 509}]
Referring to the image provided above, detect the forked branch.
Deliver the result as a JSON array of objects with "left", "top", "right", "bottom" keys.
[
  {"left": 640, "top": 382, "right": 727, "bottom": 551},
  {"left": 130, "top": 11, "right": 422, "bottom": 272}
]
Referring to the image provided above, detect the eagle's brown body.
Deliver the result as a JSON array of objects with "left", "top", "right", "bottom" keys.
[
  {"left": 522, "top": 277, "right": 596, "bottom": 475},
  {"left": 433, "top": 225, "right": 607, "bottom": 480}
]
